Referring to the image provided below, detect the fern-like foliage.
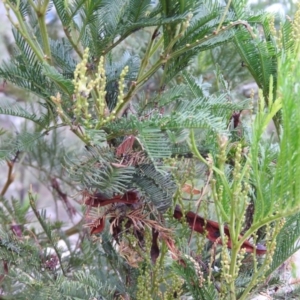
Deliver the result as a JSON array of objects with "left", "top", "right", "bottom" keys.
[
  {"left": 233, "top": 13, "right": 295, "bottom": 104},
  {"left": 173, "top": 254, "right": 219, "bottom": 300},
  {"left": 0, "top": 100, "right": 50, "bottom": 127},
  {"left": 233, "top": 27, "right": 277, "bottom": 98},
  {"left": 66, "top": 145, "right": 136, "bottom": 197},
  {"left": 50, "top": 39, "right": 78, "bottom": 75},
  {"left": 2, "top": 1, "right": 300, "bottom": 299},
  {"left": 0, "top": 215, "right": 118, "bottom": 300},
  {"left": 0, "top": 131, "right": 43, "bottom": 162},
  {"left": 105, "top": 51, "right": 140, "bottom": 110},
  {"left": 267, "top": 213, "right": 300, "bottom": 276},
  {"left": 133, "top": 164, "right": 177, "bottom": 212}
]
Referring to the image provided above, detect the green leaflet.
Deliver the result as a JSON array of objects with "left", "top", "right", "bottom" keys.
[{"left": 42, "top": 63, "right": 74, "bottom": 96}]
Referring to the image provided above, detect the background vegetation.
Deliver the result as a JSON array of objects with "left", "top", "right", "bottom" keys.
[{"left": 0, "top": 0, "right": 300, "bottom": 299}]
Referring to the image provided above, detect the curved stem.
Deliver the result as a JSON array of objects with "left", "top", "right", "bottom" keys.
[
  {"left": 189, "top": 129, "right": 231, "bottom": 214},
  {"left": 1, "top": 161, "right": 15, "bottom": 197},
  {"left": 63, "top": 26, "right": 83, "bottom": 59},
  {"left": 28, "top": 189, "right": 67, "bottom": 276},
  {"left": 36, "top": 0, "right": 52, "bottom": 63},
  {"left": 5, "top": 3, "right": 45, "bottom": 63},
  {"left": 64, "top": 219, "right": 84, "bottom": 236},
  {"left": 216, "top": 0, "right": 232, "bottom": 34},
  {"left": 228, "top": 246, "right": 238, "bottom": 300},
  {"left": 103, "top": 29, "right": 139, "bottom": 55},
  {"left": 188, "top": 169, "right": 213, "bottom": 245}
]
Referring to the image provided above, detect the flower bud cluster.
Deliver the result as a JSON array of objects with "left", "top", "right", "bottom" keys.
[
  {"left": 105, "top": 65, "right": 129, "bottom": 124},
  {"left": 50, "top": 93, "right": 62, "bottom": 113},
  {"left": 235, "top": 248, "right": 246, "bottom": 277},
  {"left": 71, "top": 48, "right": 129, "bottom": 128},
  {"left": 264, "top": 218, "right": 285, "bottom": 268},
  {"left": 73, "top": 48, "right": 92, "bottom": 124},
  {"left": 95, "top": 56, "right": 107, "bottom": 119},
  {"left": 183, "top": 254, "right": 205, "bottom": 287},
  {"left": 217, "top": 134, "right": 228, "bottom": 166},
  {"left": 293, "top": 2, "right": 300, "bottom": 40},
  {"left": 164, "top": 274, "right": 183, "bottom": 299},
  {"left": 183, "top": 12, "right": 193, "bottom": 30},
  {"left": 136, "top": 265, "right": 152, "bottom": 300},
  {"left": 268, "top": 16, "right": 277, "bottom": 40},
  {"left": 220, "top": 238, "right": 232, "bottom": 283},
  {"left": 268, "top": 16, "right": 283, "bottom": 50}
]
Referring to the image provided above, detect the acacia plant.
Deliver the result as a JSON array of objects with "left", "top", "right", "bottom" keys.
[{"left": 0, "top": 0, "right": 300, "bottom": 299}]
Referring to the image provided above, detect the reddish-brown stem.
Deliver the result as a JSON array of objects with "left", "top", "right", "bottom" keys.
[{"left": 1, "top": 161, "right": 15, "bottom": 197}]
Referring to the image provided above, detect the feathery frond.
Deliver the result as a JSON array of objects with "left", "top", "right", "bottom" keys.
[{"left": 0, "top": 100, "right": 50, "bottom": 127}]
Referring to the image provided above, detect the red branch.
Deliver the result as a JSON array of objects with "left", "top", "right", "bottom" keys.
[
  {"left": 85, "top": 190, "right": 139, "bottom": 207},
  {"left": 174, "top": 206, "right": 266, "bottom": 255}
]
